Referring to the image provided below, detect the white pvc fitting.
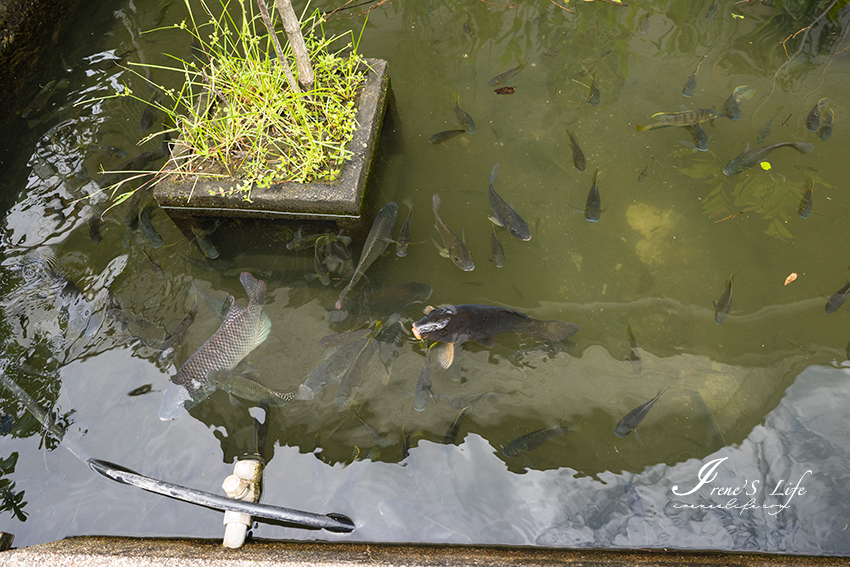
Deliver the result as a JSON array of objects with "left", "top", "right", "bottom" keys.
[{"left": 222, "top": 459, "right": 263, "bottom": 549}]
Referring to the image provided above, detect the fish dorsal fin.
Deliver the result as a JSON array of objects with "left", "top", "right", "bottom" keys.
[{"left": 437, "top": 342, "right": 455, "bottom": 369}]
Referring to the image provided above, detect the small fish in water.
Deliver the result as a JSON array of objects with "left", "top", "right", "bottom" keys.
[
  {"left": 494, "top": 86, "right": 515, "bottom": 95},
  {"left": 191, "top": 227, "right": 219, "bottom": 259},
  {"left": 722, "top": 142, "right": 813, "bottom": 175},
  {"left": 139, "top": 203, "right": 164, "bottom": 248},
  {"left": 757, "top": 106, "right": 784, "bottom": 145},
  {"left": 310, "top": 235, "right": 331, "bottom": 285},
  {"left": 626, "top": 324, "right": 642, "bottom": 374},
  {"left": 825, "top": 280, "right": 850, "bottom": 314},
  {"left": 128, "top": 384, "right": 153, "bottom": 397},
  {"left": 488, "top": 63, "right": 525, "bottom": 87},
  {"left": 706, "top": 0, "right": 718, "bottom": 19},
  {"left": 489, "top": 225, "right": 505, "bottom": 268},
  {"left": 566, "top": 129, "right": 586, "bottom": 172},
  {"left": 396, "top": 198, "right": 413, "bottom": 257},
  {"left": 443, "top": 406, "right": 470, "bottom": 449},
  {"left": 208, "top": 370, "right": 311, "bottom": 406},
  {"left": 336, "top": 201, "right": 398, "bottom": 309},
  {"left": 432, "top": 194, "right": 474, "bottom": 272},
  {"left": 637, "top": 156, "right": 654, "bottom": 182},
  {"left": 797, "top": 178, "right": 814, "bottom": 219},
  {"left": 124, "top": 191, "right": 141, "bottom": 231},
  {"left": 578, "top": 49, "right": 612, "bottom": 77},
  {"left": 335, "top": 282, "right": 433, "bottom": 323},
  {"left": 713, "top": 272, "right": 739, "bottom": 324},
  {"left": 615, "top": 388, "right": 668, "bottom": 437},
  {"left": 140, "top": 90, "right": 161, "bottom": 131},
  {"left": 637, "top": 109, "right": 717, "bottom": 131},
  {"left": 502, "top": 418, "right": 583, "bottom": 457},
  {"left": 411, "top": 304, "right": 579, "bottom": 369},
  {"left": 587, "top": 73, "right": 600, "bottom": 106},
  {"left": 413, "top": 348, "right": 434, "bottom": 412},
  {"left": 723, "top": 85, "right": 756, "bottom": 120},
  {"left": 585, "top": 169, "right": 602, "bottom": 222},
  {"left": 88, "top": 212, "right": 103, "bottom": 244},
  {"left": 682, "top": 56, "right": 706, "bottom": 98},
  {"left": 83, "top": 143, "right": 128, "bottom": 159},
  {"left": 817, "top": 106, "right": 834, "bottom": 142},
  {"left": 21, "top": 78, "right": 70, "bottom": 119},
  {"left": 159, "top": 272, "right": 271, "bottom": 419},
  {"left": 429, "top": 129, "right": 466, "bottom": 144},
  {"left": 453, "top": 93, "right": 476, "bottom": 133},
  {"left": 805, "top": 98, "right": 828, "bottom": 132},
  {"left": 685, "top": 123, "right": 709, "bottom": 151},
  {"left": 488, "top": 163, "right": 531, "bottom": 240}
]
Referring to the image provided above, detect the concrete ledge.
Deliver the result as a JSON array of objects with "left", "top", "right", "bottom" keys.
[
  {"left": 153, "top": 58, "right": 389, "bottom": 223},
  {"left": 2, "top": 538, "right": 847, "bottom": 567}
]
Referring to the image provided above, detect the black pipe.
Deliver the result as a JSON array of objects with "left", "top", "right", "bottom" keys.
[{"left": 88, "top": 458, "right": 355, "bottom": 533}]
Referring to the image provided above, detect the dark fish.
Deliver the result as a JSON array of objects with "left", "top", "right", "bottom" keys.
[
  {"left": 84, "top": 144, "right": 128, "bottom": 159},
  {"left": 301, "top": 331, "right": 375, "bottom": 399},
  {"left": 488, "top": 163, "right": 531, "bottom": 240},
  {"left": 287, "top": 229, "right": 350, "bottom": 251},
  {"left": 587, "top": 73, "right": 600, "bottom": 106},
  {"left": 159, "top": 272, "right": 271, "bottom": 419},
  {"left": 336, "top": 201, "right": 398, "bottom": 309},
  {"left": 191, "top": 227, "right": 219, "bottom": 259},
  {"left": 335, "top": 282, "right": 433, "bottom": 322},
  {"left": 489, "top": 226, "right": 505, "bottom": 268},
  {"left": 21, "top": 78, "right": 69, "bottom": 119},
  {"left": 685, "top": 123, "right": 709, "bottom": 151},
  {"left": 124, "top": 190, "right": 141, "bottom": 230},
  {"left": 637, "top": 156, "right": 654, "bottom": 182},
  {"left": 713, "top": 272, "right": 738, "bottom": 324},
  {"left": 706, "top": 0, "right": 717, "bottom": 19},
  {"left": 432, "top": 194, "right": 474, "bottom": 271},
  {"left": 454, "top": 93, "right": 476, "bottom": 133},
  {"left": 139, "top": 203, "right": 164, "bottom": 248},
  {"left": 566, "top": 129, "right": 586, "bottom": 172},
  {"left": 208, "top": 370, "right": 311, "bottom": 405},
  {"left": 412, "top": 304, "right": 579, "bottom": 369},
  {"left": 682, "top": 56, "right": 706, "bottom": 98},
  {"left": 494, "top": 86, "right": 515, "bottom": 95},
  {"left": 88, "top": 212, "right": 103, "bottom": 244},
  {"left": 502, "top": 418, "right": 583, "bottom": 457},
  {"left": 639, "top": 13, "right": 650, "bottom": 33},
  {"left": 825, "top": 281, "right": 850, "bottom": 314},
  {"left": 817, "top": 107, "right": 834, "bottom": 142},
  {"left": 577, "top": 49, "right": 612, "bottom": 77},
  {"left": 723, "top": 85, "right": 756, "bottom": 120},
  {"left": 396, "top": 198, "right": 413, "bottom": 257},
  {"left": 637, "top": 109, "right": 717, "bottom": 131},
  {"left": 334, "top": 317, "right": 397, "bottom": 406},
  {"left": 413, "top": 349, "right": 434, "bottom": 412},
  {"left": 615, "top": 388, "right": 668, "bottom": 437},
  {"left": 128, "top": 384, "right": 153, "bottom": 396},
  {"left": 311, "top": 235, "right": 331, "bottom": 285},
  {"left": 585, "top": 169, "right": 602, "bottom": 222},
  {"left": 626, "top": 324, "right": 642, "bottom": 374},
  {"left": 140, "top": 90, "right": 161, "bottom": 131},
  {"left": 805, "top": 98, "right": 828, "bottom": 132},
  {"left": 722, "top": 142, "right": 813, "bottom": 175},
  {"left": 158, "top": 301, "right": 198, "bottom": 360},
  {"left": 150, "top": 0, "right": 174, "bottom": 27},
  {"left": 488, "top": 63, "right": 524, "bottom": 87},
  {"left": 443, "top": 406, "right": 470, "bottom": 448},
  {"left": 429, "top": 129, "right": 466, "bottom": 144},
  {"left": 757, "top": 106, "right": 784, "bottom": 145},
  {"left": 797, "top": 178, "right": 814, "bottom": 219}
]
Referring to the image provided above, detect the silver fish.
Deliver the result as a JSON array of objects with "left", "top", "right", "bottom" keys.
[
  {"left": 396, "top": 198, "right": 413, "bottom": 257},
  {"left": 336, "top": 201, "right": 398, "bottom": 309},
  {"left": 488, "top": 163, "right": 531, "bottom": 240},
  {"left": 432, "top": 194, "right": 474, "bottom": 271},
  {"left": 159, "top": 272, "right": 271, "bottom": 419},
  {"left": 615, "top": 388, "right": 668, "bottom": 437},
  {"left": 208, "top": 370, "right": 311, "bottom": 406},
  {"left": 489, "top": 225, "right": 505, "bottom": 268}
]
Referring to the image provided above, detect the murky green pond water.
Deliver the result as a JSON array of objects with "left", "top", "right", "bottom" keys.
[{"left": 1, "top": 0, "right": 850, "bottom": 554}]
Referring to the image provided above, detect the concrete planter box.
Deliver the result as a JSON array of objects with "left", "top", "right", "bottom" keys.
[{"left": 153, "top": 59, "right": 389, "bottom": 226}]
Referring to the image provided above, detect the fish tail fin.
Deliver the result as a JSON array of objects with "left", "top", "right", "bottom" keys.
[
  {"left": 298, "top": 384, "right": 315, "bottom": 401},
  {"left": 793, "top": 142, "right": 814, "bottom": 154},
  {"left": 403, "top": 197, "right": 413, "bottom": 209},
  {"left": 523, "top": 319, "right": 580, "bottom": 343},
  {"left": 240, "top": 272, "right": 266, "bottom": 305},
  {"left": 566, "top": 418, "right": 584, "bottom": 434},
  {"left": 636, "top": 124, "right": 648, "bottom": 132}
]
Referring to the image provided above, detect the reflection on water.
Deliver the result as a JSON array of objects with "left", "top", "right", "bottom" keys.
[{"left": 0, "top": 0, "right": 849, "bottom": 555}]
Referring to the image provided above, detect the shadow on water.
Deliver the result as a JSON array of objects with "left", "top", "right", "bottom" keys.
[{"left": 0, "top": 0, "right": 849, "bottom": 555}]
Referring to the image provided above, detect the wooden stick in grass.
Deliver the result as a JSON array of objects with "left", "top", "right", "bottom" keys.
[
  {"left": 275, "top": 0, "right": 315, "bottom": 89},
  {"left": 255, "top": 0, "right": 300, "bottom": 94}
]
